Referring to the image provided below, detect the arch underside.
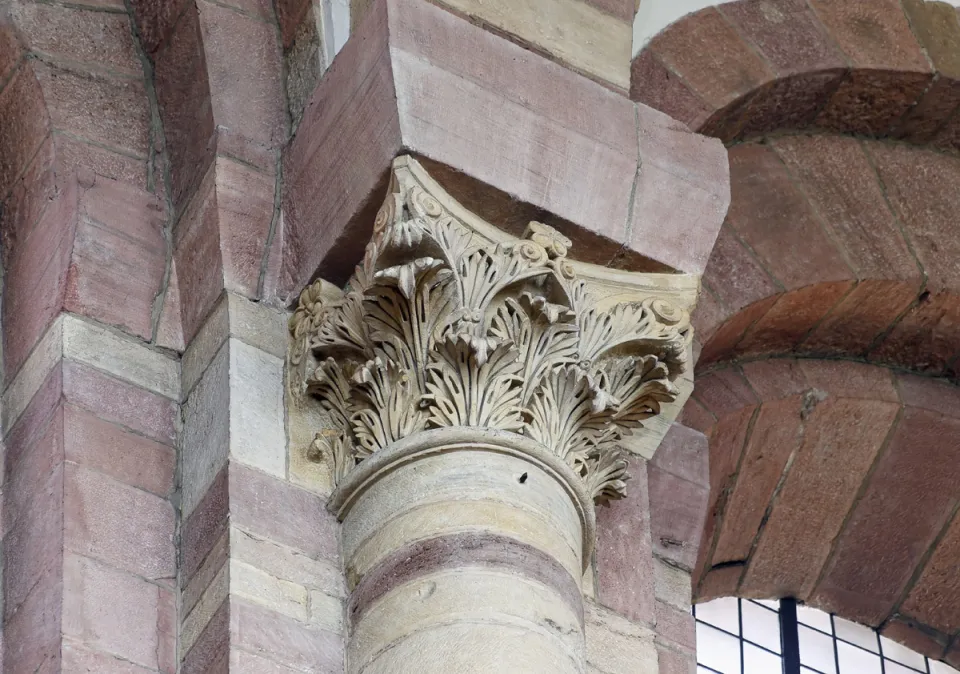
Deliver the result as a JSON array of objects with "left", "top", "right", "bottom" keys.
[{"left": 635, "top": 0, "right": 960, "bottom": 663}]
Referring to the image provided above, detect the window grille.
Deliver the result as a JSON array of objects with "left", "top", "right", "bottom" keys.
[{"left": 694, "top": 597, "right": 959, "bottom": 674}]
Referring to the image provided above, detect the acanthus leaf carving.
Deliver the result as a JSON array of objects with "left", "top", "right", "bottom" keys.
[{"left": 289, "top": 159, "right": 693, "bottom": 499}]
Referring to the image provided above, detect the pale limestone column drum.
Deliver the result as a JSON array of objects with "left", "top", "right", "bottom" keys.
[
  {"left": 329, "top": 428, "right": 593, "bottom": 673},
  {"left": 288, "top": 157, "right": 696, "bottom": 674}
]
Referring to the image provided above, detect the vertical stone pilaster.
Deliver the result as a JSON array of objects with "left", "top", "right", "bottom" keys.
[
  {"left": 2, "top": 315, "right": 179, "bottom": 674},
  {"left": 178, "top": 292, "right": 346, "bottom": 673}
]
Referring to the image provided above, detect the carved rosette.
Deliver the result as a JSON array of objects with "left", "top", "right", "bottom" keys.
[{"left": 289, "top": 159, "right": 692, "bottom": 505}]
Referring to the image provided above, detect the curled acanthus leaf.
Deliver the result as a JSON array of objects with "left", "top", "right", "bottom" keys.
[
  {"left": 351, "top": 357, "right": 425, "bottom": 456},
  {"left": 309, "top": 430, "right": 356, "bottom": 488},
  {"left": 583, "top": 447, "right": 630, "bottom": 505},
  {"left": 375, "top": 257, "right": 445, "bottom": 300}
]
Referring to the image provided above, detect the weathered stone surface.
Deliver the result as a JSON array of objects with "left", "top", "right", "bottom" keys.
[
  {"left": 814, "top": 409, "right": 960, "bottom": 626},
  {"left": 585, "top": 601, "right": 658, "bottom": 674},
  {"left": 741, "top": 398, "right": 899, "bottom": 599},
  {"left": 596, "top": 457, "right": 655, "bottom": 625}
]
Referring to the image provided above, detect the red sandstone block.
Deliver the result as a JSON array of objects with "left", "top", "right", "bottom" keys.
[
  {"left": 802, "top": 280, "right": 921, "bottom": 357},
  {"left": 741, "top": 398, "right": 899, "bottom": 599},
  {"left": 230, "top": 462, "right": 339, "bottom": 562},
  {"left": 595, "top": 457, "right": 656, "bottom": 626},
  {"left": 64, "top": 404, "right": 175, "bottom": 497},
  {"left": 691, "top": 284, "right": 727, "bottom": 346},
  {"left": 870, "top": 292, "right": 960, "bottom": 376},
  {"left": 65, "top": 181, "right": 167, "bottom": 340},
  {"left": 658, "top": 646, "right": 696, "bottom": 674},
  {"left": 901, "top": 505, "right": 960, "bottom": 634},
  {"left": 62, "top": 553, "right": 171, "bottom": 670},
  {"left": 810, "top": 0, "right": 931, "bottom": 135},
  {"left": 197, "top": 0, "right": 285, "bottom": 157},
  {"left": 676, "top": 398, "right": 716, "bottom": 436},
  {"left": 869, "top": 142, "right": 960, "bottom": 291},
  {"left": 13, "top": 3, "right": 142, "bottom": 76},
  {"left": 0, "top": 20, "right": 21, "bottom": 85},
  {"left": 55, "top": 134, "right": 149, "bottom": 189},
  {"left": 648, "top": 466, "right": 708, "bottom": 571},
  {"left": 713, "top": 396, "right": 803, "bottom": 565},
  {"left": 737, "top": 282, "right": 853, "bottom": 356},
  {"left": 216, "top": 157, "right": 276, "bottom": 298},
  {"left": 696, "top": 295, "right": 778, "bottom": 367},
  {"left": 697, "top": 564, "right": 743, "bottom": 602},
  {"left": 4, "top": 407, "right": 64, "bottom": 539},
  {"left": 4, "top": 465, "right": 65, "bottom": 619},
  {"left": 692, "top": 369, "right": 758, "bottom": 418},
  {"left": 727, "top": 143, "right": 852, "bottom": 290},
  {"left": 739, "top": 358, "right": 808, "bottom": 401},
  {"left": 811, "top": 0, "right": 928, "bottom": 72},
  {"left": 156, "top": 261, "right": 186, "bottom": 352},
  {"left": 648, "top": 8, "right": 773, "bottom": 110},
  {"left": 629, "top": 105, "right": 729, "bottom": 274},
  {"left": 230, "top": 598, "right": 344, "bottom": 672},
  {"left": 33, "top": 62, "right": 150, "bottom": 157},
  {"left": 895, "top": 372, "right": 960, "bottom": 417},
  {"left": 282, "top": 0, "right": 724, "bottom": 297},
  {"left": 276, "top": 0, "right": 314, "bottom": 47},
  {"left": 182, "top": 599, "right": 230, "bottom": 674},
  {"left": 3, "top": 134, "right": 57, "bottom": 260},
  {"left": 719, "top": 0, "right": 845, "bottom": 77},
  {"left": 702, "top": 225, "right": 780, "bottom": 314},
  {"left": 881, "top": 618, "right": 948, "bottom": 661},
  {"left": 3, "top": 564, "right": 63, "bottom": 674},
  {"left": 183, "top": 465, "right": 229, "bottom": 581},
  {"left": 64, "top": 464, "right": 176, "bottom": 584},
  {"left": 3, "top": 363, "right": 63, "bottom": 470},
  {"left": 651, "top": 423, "right": 709, "bottom": 487},
  {"left": 63, "top": 641, "right": 160, "bottom": 673},
  {"left": 656, "top": 600, "right": 696, "bottom": 651},
  {"left": 796, "top": 359, "right": 900, "bottom": 403},
  {"left": 773, "top": 135, "right": 920, "bottom": 281},
  {"left": 629, "top": 50, "right": 711, "bottom": 131},
  {"left": 128, "top": 0, "right": 190, "bottom": 54},
  {"left": 153, "top": 4, "right": 216, "bottom": 214},
  {"left": 63, "top": 361, "right": 177, "bottom": 444},
  {"left": 174, "top": 162, "right": 226, "bottom": 343},
  {"left": 0, "top": 63, "right": 50, "bottom": 199}
]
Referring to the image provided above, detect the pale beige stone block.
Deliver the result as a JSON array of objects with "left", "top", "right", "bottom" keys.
[
  {"left": 308, "top": 588, "right": 344, "bottom": 633},
  {"left": 181, "top": 294, "right": 229, "bottom": 398},
  {"left": 181, "top": 563, "right": 229, "bottom": 658},
  {"left": 2, "top": 315, "right": 63, "bottom": 431},
  {"left": 62, "top": 315, "right": 179, "bottom": 400},
  {"left": 231, "top": 527, "right": 345, "bottom": 599},
  {"left": 229, "top": 339, "right": 286, "bottom": 478},
  {"left": 586, "top": 600, "right": 660, "bottom": 674},
  {"left": 226, "top": 293, "right": 288, "bottom": 360},
  {"left": 231, "top": 559, "right": 310, "bottom": 622},
  {"left": 654, "top": 557, "right": 693, "bottom": 611},
  {"left": 181, "top": 343, "right": 231, "bottom": 517}
]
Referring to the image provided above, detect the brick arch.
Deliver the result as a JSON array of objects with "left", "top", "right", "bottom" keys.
[
  {"left": 680, "top": 358, "right": 960, "bottom": 665},
  {"left": 631, "top": 0, "right": 960, "bottom": 148},
  {"left": 693, "top": 133, "right": 960, "bottom": 376}
]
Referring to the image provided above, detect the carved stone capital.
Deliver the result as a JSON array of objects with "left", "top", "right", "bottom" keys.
[{"left": 289, "top": 156, "right": 697, "bottom": 506}]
